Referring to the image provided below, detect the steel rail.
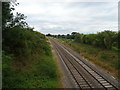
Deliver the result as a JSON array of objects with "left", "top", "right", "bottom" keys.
[
  {"left": 50, "top": 38, "right": 119, "bottom": 90},
  {"left": 56, "top": 41, "right": 119, "bottom": 90}
]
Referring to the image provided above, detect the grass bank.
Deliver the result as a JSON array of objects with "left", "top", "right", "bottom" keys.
[
  {"left": 56, "top": 38, "right": 119, "bottom": 79},
  {"left": 2, "top": 27, "right": 61, "bottom": 88}
]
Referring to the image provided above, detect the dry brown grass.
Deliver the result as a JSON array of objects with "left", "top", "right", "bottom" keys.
[
  {"left": 80, "top": 52, "right": 119, "bottom": 78},
  {"left": 12, "top": 53, "right": 41, "bottom": 71}
]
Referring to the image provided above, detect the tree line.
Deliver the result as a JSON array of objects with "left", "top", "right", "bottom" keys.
[{"left": 46, "top": 30, "right": 119, "bottom": 51}]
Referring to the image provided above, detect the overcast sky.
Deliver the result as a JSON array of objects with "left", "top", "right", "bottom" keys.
[{"left": 14, "top": 0, "right": 118, "bottom": 34}]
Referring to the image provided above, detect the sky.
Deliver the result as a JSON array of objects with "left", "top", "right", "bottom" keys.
[{"left": 13, "top": 0, "right": 118, "bottom": 35}]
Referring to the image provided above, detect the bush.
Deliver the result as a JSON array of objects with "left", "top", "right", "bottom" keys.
[
  {"left": 2, "top": 27, "right": 60, "bottom": 88},
  {"left": 98, "top": 53, "right": 108, "bottom": 60},
  {"left": 53, "top": 30, "right": 118, "bottom": 50},
  {"left": 3, "top": 26, "right": 49, "bottom": 57}
]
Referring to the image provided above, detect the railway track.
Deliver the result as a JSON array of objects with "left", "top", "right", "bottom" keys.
[{"left": 50, "top": 38, "right": 120, "bottom": 90}]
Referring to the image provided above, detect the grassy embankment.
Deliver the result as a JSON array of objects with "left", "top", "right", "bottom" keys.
[
  {"left": 56, "top": 38, "right": 119, "bottom": 79},
  {"left": 2, "top": 26, "right": 61, "bottom": 88}
]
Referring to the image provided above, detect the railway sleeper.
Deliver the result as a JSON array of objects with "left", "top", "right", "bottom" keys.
[
  {"left": 101, "top": 82, "right": 110, "bottom": 85},
  {"left": 87, "top": 69, "right": 94, "bottom": 72},
  {"left": 97, "top": 78, "right": 105, "bottom": 81},
  {"left": 80, "top": 85, "right": 90, "bottom": 88},
  {"left": 73, "top": 73, "right": 80, "bottom": 76},
  {"left": 77, "top": 78, "right": 85, "bottom": 81},
  {"left": 79, "top": 82, "right": 88, "bottom": 85},
  {"left": 91, "top": 73, "right": 99, "bottom": 76},
  {"left": 93, "top": 75, "right": 100, "bottom": 78},
  {"left": 93, "top": 75, "right": 102, "bottom": 79},
  {"left": 104, "top": 85, "right": 113, "bottom": 88},
  {"left": 84, "top": 66, "right": 91, "bottom": 70},
  {"left": 96, "top": 77, "right": 102, "bottom": 79},
  {"left": 99, "top": 81, "right": 107, "bottom": 83}
]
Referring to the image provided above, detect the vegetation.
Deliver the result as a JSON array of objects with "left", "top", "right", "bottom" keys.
[
  {"left": 47, "top": 31, "right": 119, "bottom": 51},
  {"left": 2, "top": 2, "right": 60, "bottom": 88},
  {"left": 57, "top": 38, "right": 119, "bottom": 79},
  {"left": 48, "top": 31, "right": 119, "bottom": 79}
]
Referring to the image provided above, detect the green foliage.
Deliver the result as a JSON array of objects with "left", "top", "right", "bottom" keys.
[
  {"left": 3, "top": 52, "right": 60, "bottom": 88},
  {"left": 74, "top": 33, "right": 82, "bottom": 43},
  {"left": 2, "top": 26, "right": 60, "bottom": 88},
  {"left": 3, "top": 26, "right": 49, "bottom": 57},
  {"left": 9, "top": 12, "right": 28, "bottom": 28},
  {"left": 100, "top": 31, "right": 117, "bottom": 49},
  {"left": 52, "top": 30, "right": 118, "bottom": 50},
  {"left": 111, "top": 58, "right": 119, "bottom": 70},
  {"left": 2, "top": 25, "right": 60, "bottom": 88},
  {"left": 98, "top": 53, "right": 108, "bottom": 60},
  {"left": 2, "top": 1, "right": 60, "bottom": 88},
  {"left": 2, "top": 2, "right": 14, "bottom": 30},
  {"left": 112, "top": 46, "right": 119, "bottom": 51},
  {"left": 2, "top": 2, "right": 28, "bottom": 29},
  {"left": 2, "top": 51, "right": 13, "bottom": 71}
]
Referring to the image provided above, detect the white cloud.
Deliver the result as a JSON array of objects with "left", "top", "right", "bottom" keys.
[{"left": 13, "top": 0, "right": 118, "bottom": 34}]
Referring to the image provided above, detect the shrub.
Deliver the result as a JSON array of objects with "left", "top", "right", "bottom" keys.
[{"left": 98, "top": 53, "right": 108, "bottom": 60}]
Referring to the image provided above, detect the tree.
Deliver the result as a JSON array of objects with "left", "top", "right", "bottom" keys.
[
  {"left": 71, "top": 32, "right": 78, "bottom": 39},
  {"left": 100, "top": 30, "right": 117, "bottom": 49},
  {"left": 66, "top": 34, "right": 70, "bottom": 39},
  {"left": 2, "top": 2, "right": 28, "bottom": 29},
  {"left": 2, "top": 2, "right": 14, "bottom": 30},
  {"left": 46, "top": 33, "right": 52, "bottom": 36},
  {"left": 8, "top": 12, "right": 28, "bottom": 28},
  {"left": 74, "top": 33, "right": 82, "bottom": 43}
]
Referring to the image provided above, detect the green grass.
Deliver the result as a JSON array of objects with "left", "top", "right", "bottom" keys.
[
  {"left": 2, "top": 48, "right": 60, "bottom": 88},
  {"left": 2, "top": 27, "right": 61, "bottom": 88},
  {"left": 98, "top": 52, "right": 109, "bottom": 60},
  {"left": 57, "top": 38, "right": 119, "bottom": 79}
]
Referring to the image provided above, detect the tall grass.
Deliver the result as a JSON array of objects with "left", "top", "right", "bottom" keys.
[
  {"left": 2, "top": 26, "right": 60, "bottom": 88},
  {"left": 57, "top": 38, "right": 119, "bottom": 79}
]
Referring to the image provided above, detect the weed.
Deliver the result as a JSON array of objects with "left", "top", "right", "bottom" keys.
[
  {"left": 98, "top": 53, "right": 108, "bottom": 60},
  {"left": 57, "top": 38, "right": 119, "bottom": 79},
  {"left": 2, "top": 27, "right": 60, "bottom": 88}
]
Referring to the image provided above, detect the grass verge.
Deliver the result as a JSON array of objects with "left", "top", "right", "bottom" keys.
[
  {"left": 50, "top": 42, "right": 64, "bottom": 88},
  {"left": 2, "top": 30, "right": 61, "bottom": 88},
  {"left": 3, "top": 41, "right": 61, "bottom": 88},
  {"left": 56, "top": 38, "right": 119, "bottom": 80}
]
